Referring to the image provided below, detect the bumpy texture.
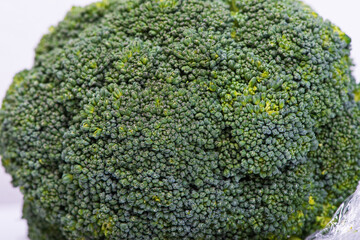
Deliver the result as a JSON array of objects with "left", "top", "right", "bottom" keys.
[{"left": 1, "top": 0, "right": 360, "bottom": 239}]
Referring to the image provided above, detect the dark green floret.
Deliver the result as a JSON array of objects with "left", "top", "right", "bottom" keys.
[{"left": 1, "top": 0, "right": 359, "bottom": 239}]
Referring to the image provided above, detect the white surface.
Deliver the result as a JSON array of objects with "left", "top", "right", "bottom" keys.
[
  {"left": 0, "top": 204, "right": 28, "bottom": 240},
  {"left": 0, "top": 0, "right": 359, "bottom": 239}
]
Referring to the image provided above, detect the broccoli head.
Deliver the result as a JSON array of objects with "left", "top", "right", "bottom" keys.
[{"left": 1, "top": 0, "right": 359, "bottom": 239}]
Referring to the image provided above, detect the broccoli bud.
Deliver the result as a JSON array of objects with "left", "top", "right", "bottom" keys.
[{"left": 1, "top": 0, "right": 359, "bottom": 239}]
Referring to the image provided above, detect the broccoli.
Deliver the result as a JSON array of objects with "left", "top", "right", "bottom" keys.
[{"left": 1, "top": 0, "right": 359, "bottom": 239}]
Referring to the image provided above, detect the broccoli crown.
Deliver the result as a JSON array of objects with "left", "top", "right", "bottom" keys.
[{"left": 1, "top": 0, "right": 359, "bottom": 239}]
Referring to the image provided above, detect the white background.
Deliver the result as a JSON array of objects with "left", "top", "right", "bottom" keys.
[{"left": 0, "top": 0, "right": 359, "bottom": 239}]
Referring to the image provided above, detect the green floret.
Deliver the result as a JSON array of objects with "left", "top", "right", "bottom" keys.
[{"left": 1, "top": 0, "right": 359, "bottom": 239}]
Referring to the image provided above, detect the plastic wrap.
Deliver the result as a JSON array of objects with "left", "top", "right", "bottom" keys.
[{"left": 306, "top": 182, "right": 360, "bottom": 240}]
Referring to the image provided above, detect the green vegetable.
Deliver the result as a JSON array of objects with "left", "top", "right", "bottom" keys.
[{"left": 1, "top": 0, "right": 359, "bottom": 239}]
